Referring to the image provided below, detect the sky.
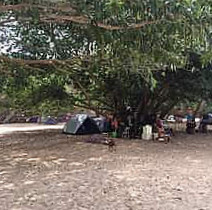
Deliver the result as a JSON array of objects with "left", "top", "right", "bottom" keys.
[{"left": 0, "top": 14, "right": 20, "bottom": 55}]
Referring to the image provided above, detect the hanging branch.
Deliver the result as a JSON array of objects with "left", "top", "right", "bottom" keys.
[
  {"left": 0, "top": 3, "right": 76, "bottom": 13},
  {"left": 0, "top": 3, "right": 29, "bottom": 11},
  {"left": 0, "top": 18, "right": 16, "bottom": 26},
  {"left": 40, "top": 14, "right": 160, "bottom": 31},
  {"left": 0, "top": 55, "right": 73, "bottom": 68},
  {"left": 0, "top": 3, "right": 160, "bottom": 31}
]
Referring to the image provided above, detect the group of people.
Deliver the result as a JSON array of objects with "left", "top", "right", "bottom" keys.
[
  {"left": 186, "top": 113, "right": 210, "bottom": 134},
  {"left": 103, "top": 107, "right": 210, "bottom": 139},
  {"left": 104, "top": 111, "right": 174, "bottom": 140}
]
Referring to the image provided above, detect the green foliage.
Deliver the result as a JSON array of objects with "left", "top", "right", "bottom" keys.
[{"left": 0, "top": 0, "right": 212, "bottom": 117}]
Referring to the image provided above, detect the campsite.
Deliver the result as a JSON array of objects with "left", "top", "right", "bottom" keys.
[{"left": 1, "top": 1, "right": 212, "bottom": 209}]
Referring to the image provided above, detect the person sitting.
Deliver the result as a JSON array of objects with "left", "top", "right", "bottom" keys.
[
  {"left": 199, "top": 114, "right": 208, "bottom": 133},
  {"left": 155, "top": 114, "right": 174, "bottom": 143},
  {"left": 156, "top": 115, "right": 164, "bottom": 137},
  {"left": 186, "top": 117, "right": 196, "bottom": 134}
]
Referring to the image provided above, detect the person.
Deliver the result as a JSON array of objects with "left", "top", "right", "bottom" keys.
[
  {"left": 199, "top": 114, "right": 208, "bottom": 133},
  {"left": 111, "top": 115, "right": 119, "bottom": 138},
  {"left": 126, "top": 112, "right": 135, "bottom": 138},
  {"left": 155, "top": 114, "right": 174, "bottom": 140},
  {"left": 186, "top": 116, "right": 196, "bottom": 134},
  {"left": 186, "top": 107, "right": 193, "bottom": 121},
  {"left": 156, "top": 114, "right": 165, "bottom": 138},
  {"left": 105, "top": 115, "right": 112, "bottom": 134},
  {"left": 112, "top": 117, "right": 118, "bottom": 131},
  {"left": 122, "top": 106, "right": 135, "bottom": 138},
  {"left": 186, "top": 113, "right": 193, "bottom": 121}
]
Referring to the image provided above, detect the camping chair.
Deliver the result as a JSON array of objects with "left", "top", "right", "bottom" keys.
[{"left": 122, "top": 127, "right": 130, "bottom": 138}]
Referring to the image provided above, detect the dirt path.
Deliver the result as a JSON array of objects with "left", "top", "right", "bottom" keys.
[
  {"left": 0, "top": 129, "right": 212, "bottom": 210},
  {"left": 0, "top": 123, "right": 64, "bottom": 135}
]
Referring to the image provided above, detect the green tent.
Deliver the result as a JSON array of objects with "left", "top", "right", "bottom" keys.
[{"left": 63, "top": 114, "right": 100, "bottom": 135}]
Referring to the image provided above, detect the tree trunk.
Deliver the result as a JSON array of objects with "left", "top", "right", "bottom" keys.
[
  {"left": 3, "top": 110, "right": 16, "bottom": 123},
  {"left": 194, "top": 100, "right": 206, "bottom": 116}
]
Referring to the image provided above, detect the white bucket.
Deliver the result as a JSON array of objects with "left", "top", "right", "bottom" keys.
[{"left": 142, "top": 125, "right": 152, "bottom": 140}]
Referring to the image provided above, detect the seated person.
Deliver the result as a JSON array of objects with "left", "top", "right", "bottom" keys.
[
  {"left": 199, "top": 114, "right": 208, "bottom": 133},
  {"left": 186, "top": 117, "right": 196, "bottom": 134},
  {"left": 156, "top": 116, "right": 165, "bottom": 138},
  {"left": 155, "top": 115, "right": 173, "bottom": 142}
]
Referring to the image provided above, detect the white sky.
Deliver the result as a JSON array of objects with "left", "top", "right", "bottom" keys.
[{"left": 0, "top": 14, "right": 20, "bottom": 55}]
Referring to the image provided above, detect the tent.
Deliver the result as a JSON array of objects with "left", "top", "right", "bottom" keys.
[
  {"left": 93, "top": 117, "right": 108, "bottom": 132},
  {"left": 45, "top": 117, "right": 57, "bottom": 125},
  {"left": 27, "top": 116, "right": 39, "bottom": 123},
  {"left": 57, "top": 114, "right": 72, "bottom": 123},
  {"left": 63, "top": 114, "right": 100, "bottom": 135}
]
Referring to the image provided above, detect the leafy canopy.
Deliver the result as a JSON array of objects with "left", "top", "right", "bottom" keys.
[{"left": 0, "top": 0, "right": 212, "bottom": 116}]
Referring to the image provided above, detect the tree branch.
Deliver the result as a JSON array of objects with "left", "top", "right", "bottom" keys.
[
  {"left": 0, "top": 3, "right": 160, "bottom": 31},
  {"left": 0, "top": 3, "right": 29, "bottom": 11},
  {"left": 0, "top": 3, "right": 76, "bottom": 13},
  {"left": 0, "top": 18, "right": 16, "bottom": 26},
  {"left": 0, "top": 55, "right": 72, "bottom": 67},
  {"left": 41, "top": 14, "right": 159, "bottom": 31}
]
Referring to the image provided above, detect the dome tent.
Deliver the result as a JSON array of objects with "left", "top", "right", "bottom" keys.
[
  {"left": 63, "top": 114, "right": 100, "bottom": 135},
  {"left": 44, "top": 117, "right": 57, "bottom": 125}
]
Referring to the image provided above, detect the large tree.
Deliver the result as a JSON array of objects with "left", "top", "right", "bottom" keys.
[{"left": 0, "top": 0, "right": 212, "bottom": 118}]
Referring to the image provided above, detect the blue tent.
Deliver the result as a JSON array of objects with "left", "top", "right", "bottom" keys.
[
  {"left": 45, "top": 117, "right": 57, "bottom": 125},
  {"left": 27, "top": 116, "right": 39, "bottom": 123}
]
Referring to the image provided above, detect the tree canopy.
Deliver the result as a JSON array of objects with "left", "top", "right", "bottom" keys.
[{"left": 0, "top": 0, "right": 212, "bottom": 118}]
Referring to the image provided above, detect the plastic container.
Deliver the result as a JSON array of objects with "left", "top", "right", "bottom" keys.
[{"left": 142, "top": 125, "right": 152, "bottom": 140}]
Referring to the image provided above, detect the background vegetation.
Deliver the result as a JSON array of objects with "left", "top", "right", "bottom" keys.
[{"left": 0, "top": 0, "right": 212, "bottom": 119}]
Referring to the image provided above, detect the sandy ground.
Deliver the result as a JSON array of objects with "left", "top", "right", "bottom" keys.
[{"left": 0, "top": 124, "right": 212, "bottom": 210}]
